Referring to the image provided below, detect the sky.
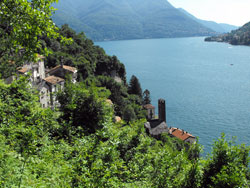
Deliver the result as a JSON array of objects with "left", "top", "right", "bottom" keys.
[{"left": 168, "top": 0, "right": 250, "bottom": 26}]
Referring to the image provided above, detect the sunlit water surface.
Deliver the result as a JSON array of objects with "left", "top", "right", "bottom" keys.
[{"left": 96, "top": 37, "right": 250, "bottom": 154}]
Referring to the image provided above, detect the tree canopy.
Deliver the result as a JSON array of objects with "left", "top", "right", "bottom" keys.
[
  {"left": 0, "top": 0, "right": 70, "bottom": 61},
  {"left": 143, "top": 89, "right": 151, "bottom": 105},
  {"left": 0, "top": 78, "right": 249, "bottom": 187},
  {"left": 128, "top": 75, "right": 142, "bottom": 98}
]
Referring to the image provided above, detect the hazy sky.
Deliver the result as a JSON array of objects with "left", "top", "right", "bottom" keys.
[{"left": 168, "top": 0, "right": 250, "bottom": 26}]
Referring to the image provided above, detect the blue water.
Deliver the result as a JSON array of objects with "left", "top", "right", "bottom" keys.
[{"left": 96, "top": 37, "right": 250, "bottom": 153}]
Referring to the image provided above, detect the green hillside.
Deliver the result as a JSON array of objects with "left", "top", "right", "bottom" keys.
[
  {"left": 205, "top": 22, "right": 250, "bottom": 46},
  {"left": 52, "top": 0, "right": 216, "bottom": 41},
  {"left": 1, "top": 1, "right": 249, "bottom": 187},
  {"left": 178, "top": 8, "right": 238, "bottom": 33}
]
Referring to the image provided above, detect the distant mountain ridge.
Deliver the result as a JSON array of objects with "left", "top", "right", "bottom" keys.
[
  {"left": 178, "top": 8, "right": 238, "bottom": 33},
  {"left": 52, "top": 0, "right": 216, "bottom": 41},
  {"left": 205, "top": 21, "right": 250, "bottom": 46}
]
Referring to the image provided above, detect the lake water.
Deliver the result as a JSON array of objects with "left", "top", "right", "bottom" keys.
[{"left": 96, "top": 37, "right": 250, "bottom": 154}]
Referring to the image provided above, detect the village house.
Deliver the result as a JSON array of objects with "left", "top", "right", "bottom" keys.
[
  {"left": 46, "top": 62, "right": 77, "bottom": 83},
  {"left": 6, "top": 55, "right": 77, "bottom": 109},
  {"left": 5, "top": 55, "right": 46, "bottom": 85},
  {"left": 169, "top": 127, "right": 196, "bottom": 144},
  {"left": 143, "top": 103, "right": 156, "bottom": 120},
  {"left": 39, "top": 76, "right": 65, "bottom": 109},
  {"left": 144, "top": 99, "right": 169, "bottom": 138}
]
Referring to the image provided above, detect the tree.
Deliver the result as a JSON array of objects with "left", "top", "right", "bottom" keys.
[
  {"left": 201, "top": 134, "right": 250, "bottom": 188},
  {"left": 143, "top": 89, "right": 151, "bottom": 105},
  {"left": 122, "top": 104, "right": 136, "bottom": 123},
  {"left": 0, "top": 0, "right": 70, "bottom": 61},
  {"left": 128, "top": 75, "right": 142, "bottom": 98},
  {"left": 96, "top": 76, "right": 128, "bottom": 116},
  {"left": 57, "top": 81, "right": 111, "bottom": 137}
]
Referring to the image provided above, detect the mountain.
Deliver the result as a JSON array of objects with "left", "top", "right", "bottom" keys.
[
  {"left": 52, "top": 0, "right": 216, "bottom": 41},
  {"left": 178, "top": 8, "right": 238, "bottom": 33},
  {"left": 205, "top": 21, "right": 250, "bottom": 46}
]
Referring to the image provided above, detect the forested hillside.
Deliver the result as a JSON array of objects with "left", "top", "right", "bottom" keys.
[
  {"left": 52, "top": 0, "right": 216, "bottom": 41},
  {"left": 205, "top": 22, "right": 250, "bottom": 46},
  {"left": 41, "top": 24, "right": 147, "bottom": 120},
  {"left": 1, "top": 77, "right": 249, "bottom": 187},
  {"left": 0, "top": 0, "right": 250, "bottom": 187},
  {"left": 178, "top": 8, "right": 238, "bottom": 33}
]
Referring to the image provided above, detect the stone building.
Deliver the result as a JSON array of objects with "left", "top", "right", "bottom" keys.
[
  {"left": 37, "top": 81, "right": 51, "bottom": 108},
  {"left": 144, "top": 99, "right": 169, "bottom": 138},
  {"left": 39, "top": 76, "right": 65, "bottom": 109},
  {"left": 143, "top": 104, "right": 155, "bottom": 120},
  {"left": 17, "top": 55, "right": 46, "bottom": 85},
  {"left": 6, "top": 55, "right": 77, "bottom": 109},
  {"left": 47, "top": 62, "right": 77, "bottom": 83},
  {"left": 5, "top": 55, "right": 46, "bottom": 85},
  {"left": 144, "top": 99, "right": 196, "bottom": 143}
]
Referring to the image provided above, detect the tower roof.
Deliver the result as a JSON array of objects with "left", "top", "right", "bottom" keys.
[
  {"left": 44, "top": 76, "right": 64, "bottom": 85},
  {"left": 143, "top": 104, "right": 155, "bottom": 109}
]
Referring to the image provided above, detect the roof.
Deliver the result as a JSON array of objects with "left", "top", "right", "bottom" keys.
[
  {"left": 115, "top": 116, "right": 122, "bottom": 123},
  {"left": 48, "top": 65, "right": 77, "bottom": 73},
  {"left": 145, "top": 120, "right": 168, "bottom": 136},
  {"left": 44, "top": 76, "right": 64, "bottom": 85},
  {"left": 169, "top": 128, "right": 195, "bottom": 141},
  {"left": 143, "top": 104, "right": 155, "bottom": 109},
  {"left": 17, "top": 67, "right": 29, "bottom": 74}
]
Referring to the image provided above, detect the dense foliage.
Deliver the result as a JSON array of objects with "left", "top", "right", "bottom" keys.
[
  {"left": 0, "top": 1, "right": 249, "bottom": 187},
  {"left": 0, "top": 0, "right": 71, "bottom": 78},
  {"left": 205, "top": 21, "right": 250, "bottom": 46},
  {"left": 0, "top": 0, "right": 70, "bottom": 61},
  {"left": 128, "top": 75, "right": 142, "bottom": 98},
  {"left": 0, "top": 78, "right": 249, "bottom": 187}
]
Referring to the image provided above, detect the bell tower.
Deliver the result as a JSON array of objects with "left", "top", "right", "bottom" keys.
[{"left": 158, "top": 99, "right": 166, "bottom": 122}]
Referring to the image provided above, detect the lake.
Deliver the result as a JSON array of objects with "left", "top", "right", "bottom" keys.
[{"left": 96, "top": 37, "right": 250, "bottom": 154}]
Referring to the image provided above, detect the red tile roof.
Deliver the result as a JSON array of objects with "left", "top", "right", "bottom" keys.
[
  {"left": 48, "top": 65, "right": 77, "bottom": 73},
  {"left": 17, "top": 67, "right": 29, "bottom": 74},
  {"left": 63, "top": 65, "right": 77, "bottom": 72},
  {"left": 44, "top": 76, "right": 64, "bottom": 85},
  {"left": 143, "top": 104, "right": 155, "bottom": 109},
  {"left": 169, "top": 128, "right": 195, "bottom": 141}
]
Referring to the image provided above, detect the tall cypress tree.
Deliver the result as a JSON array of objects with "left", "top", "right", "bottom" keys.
[
  {"left": 143, "top": 89, "right": 151, "bottom": 105},
  {"left": 128, "top": 75, "right": 142, "bottom": 98}
]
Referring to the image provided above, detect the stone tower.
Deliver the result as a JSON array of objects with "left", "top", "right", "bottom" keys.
[{"left": 158, "top": 99, "right": 166, "bottom": 122}]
